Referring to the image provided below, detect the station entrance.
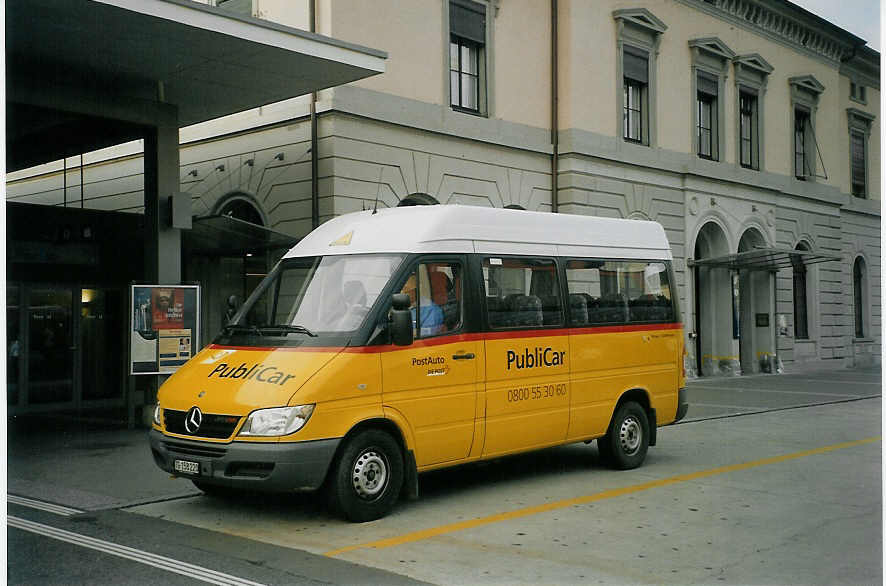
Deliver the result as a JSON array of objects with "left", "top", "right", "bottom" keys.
[{"left": 690, "top": 221, "right": 838, "bottom": 377}]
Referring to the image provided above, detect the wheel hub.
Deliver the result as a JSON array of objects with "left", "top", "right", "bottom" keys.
[
  {"left": 619, "top": 416, "right": 642, "bottom": 455},
  {"left": 352, "top": 449, "right": 388, "bottom": 500}
]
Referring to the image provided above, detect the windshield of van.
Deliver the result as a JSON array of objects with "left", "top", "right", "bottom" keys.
[{"left": 227, "top": 254, "right": 404, "bottom": 341}]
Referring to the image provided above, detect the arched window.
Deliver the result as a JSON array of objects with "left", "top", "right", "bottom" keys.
[
  {"left": 398, "top": 193, "right": 440, "bottom": 207},
  {"left": 216, "top": 194, "right": 265, "bottom": 226},
  {"left": 791, "top": 242, "right": 810, "bottom": 339},
  {"left": 853, "top": 256, "right": 867, "bottom": 338},
  {"left": 504, "top": 204, "right": 526, "bottom": 210}
]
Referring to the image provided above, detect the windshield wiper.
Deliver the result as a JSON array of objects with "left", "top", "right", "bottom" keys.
[
  {"left": 222, "top": 324, "right": 264, "bottom": 337},
  {"left": 259, "top": 324, "right": 318, "bottom": 338}
]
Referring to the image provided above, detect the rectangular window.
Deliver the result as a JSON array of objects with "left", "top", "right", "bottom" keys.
[
  {"left": 401, "top": 262, "right": 463, "bottom": 338},
  {"left": 565, "top": 259, "right": 674, "bottom": 325},
  {"left": 622, "top": 47, "right": 648, "bottom": 144},
  {"left": 851, "top": 130, "right": 866, "bottom": 197},
  {"left": 696, "top": 72, "right": 718, "bottom": 160},
  {"left": 794, "top": 109, "right": 810, "bottom": 179},
  {"left": 483, "top": 258, "right": 561, "bottom": 328},
  {"left": 739, "top": 92, "right": 757, "bottom": 169},
  {"left": 449, "top": 0, "right": 485, "bottom": 113},
  {"left": 623, "top": 79, "right": 643, "bottom": 142}
]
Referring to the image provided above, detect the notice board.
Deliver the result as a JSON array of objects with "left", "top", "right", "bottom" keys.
[{"left": 130, "top": 284, "right": 200, "bottom": 375}]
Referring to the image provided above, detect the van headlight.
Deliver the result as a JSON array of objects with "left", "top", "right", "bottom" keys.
[
  {"left": 238, "top": 405, "right": 315, "bottom": 437},
  {"left": 153, "top": 403, "right": 162, "bottom": 426}
]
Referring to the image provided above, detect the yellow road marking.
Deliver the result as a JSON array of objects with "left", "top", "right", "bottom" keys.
[{"left": 324, "top": 436, "right": 880, "bottom": 557}]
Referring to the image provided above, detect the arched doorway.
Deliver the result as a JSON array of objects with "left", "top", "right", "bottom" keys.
[
  {"left": 737, "top": 227, "right": 774, "bottom": 374},
  {"left": 693, "top": 221, "right": 733, "bottom": 376}
]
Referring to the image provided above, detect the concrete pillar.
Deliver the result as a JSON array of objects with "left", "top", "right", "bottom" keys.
[{"left": 144, "top": 120, "right": 181, "bottom": 284}]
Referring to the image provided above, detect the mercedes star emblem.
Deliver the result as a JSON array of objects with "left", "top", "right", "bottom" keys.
[{"left": 184, "top": 406, "right": 203, "bottom": 434}]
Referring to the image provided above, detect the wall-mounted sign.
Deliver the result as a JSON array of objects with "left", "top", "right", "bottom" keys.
[{"left": 130, "top": 285, "right": 200, "bottom": 375}]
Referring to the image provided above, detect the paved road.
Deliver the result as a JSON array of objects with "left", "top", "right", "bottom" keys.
[{"left": 7, "top": 368, "right": 882, "bottom": 585}]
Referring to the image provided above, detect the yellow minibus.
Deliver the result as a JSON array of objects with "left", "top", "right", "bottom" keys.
[{"left": 150, "top": 205, "right": 687, "bottom": 521}]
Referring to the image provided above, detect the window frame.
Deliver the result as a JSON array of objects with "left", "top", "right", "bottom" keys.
[
  {"left": 847, "top": 107, "right": 875, "bottom": 199},
  {"left": 733, "top": 55, "right": 772, "bottom": 172},
  {"left": 623, "top": 76, "right": 645, "bottom": 144},
  {"left": 688, "top": 39, "right": 733, "bottom": 163},
  {"left": 447, "top": 0, "right": 488, "bottom": 117},
  {"left": 613, "top": 9, "right": 667, "bottom": 148},
  {"left": 853, "top": 256, "right": 867, "bottom": 339},
  {"left": 563, "top": 257, "right": 678, "bottom": 327},
  {"left": 789, "top": 75, "right": 826, "bottom": 182},
  {"left": 738, "top": 90, "right": 758, "bottom": 169},
  {"left": 794, "top": 107, "right": 812, "bottom": 180},
  {"left": 696, "top": 86, "right": 717, "bottom": 160},
  {"left": 791, "top": 244, "right": 810, "bottom": 340},
  {"left": 480, "top": 255, "right": 564, "bottom": 331},
  {"left": 396, "top": 257, "right": 467, "bottom": 340}
]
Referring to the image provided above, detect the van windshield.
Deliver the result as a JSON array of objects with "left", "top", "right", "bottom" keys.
[{"left": 226, "top": 254, "right": 404, "bottom": 343}]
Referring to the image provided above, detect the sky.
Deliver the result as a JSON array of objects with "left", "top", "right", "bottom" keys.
[{"left": 791, "top": 0, "right": 881, "bottom": 51}]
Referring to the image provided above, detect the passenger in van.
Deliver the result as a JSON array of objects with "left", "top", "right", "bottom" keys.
[{"left": 402, "top": 273, "right": 444, "bottom": 336}]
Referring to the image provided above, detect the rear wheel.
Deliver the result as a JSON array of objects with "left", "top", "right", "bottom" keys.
[
  {"left": 328, "top": 429, "right": 404, "bottom": 522},
  {"left": 598, "top": 401, "right": 649, "bottom": 470}
]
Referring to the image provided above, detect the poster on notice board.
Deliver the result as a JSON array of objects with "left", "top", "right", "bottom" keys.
[{"left": 130, "top": 284, "right": 200, "bottom": 375}]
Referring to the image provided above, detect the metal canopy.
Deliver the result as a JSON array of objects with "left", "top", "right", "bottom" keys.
[
  {"left": 6, "top": 0, "right": 386, "bottom": 171},
  {"left": 688, "top": 247, "right": 841, "bottom": 271},
  {"left": 184, "top": 215, "right": 298, "bottom": 256}
]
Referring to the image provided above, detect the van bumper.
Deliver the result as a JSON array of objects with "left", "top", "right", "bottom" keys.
[
  {"left": 149, "top": 429, "right": 341, "bottom": 492},
  {"left": 674, "top": 387, "right": 689, "bottom": 422}
]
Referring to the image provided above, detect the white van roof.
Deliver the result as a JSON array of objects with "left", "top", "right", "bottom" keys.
[{"left": 284, "top": 205, "right": 673, "bottom": 260}]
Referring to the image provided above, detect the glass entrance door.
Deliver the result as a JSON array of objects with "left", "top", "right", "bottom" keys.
[{"left": 27, "top": 287, "right": 76, "bottom": 405}]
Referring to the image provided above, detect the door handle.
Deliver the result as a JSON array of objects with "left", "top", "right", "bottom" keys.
[{"left": 452, "top": 352, "right": 475, "bottom": 360}]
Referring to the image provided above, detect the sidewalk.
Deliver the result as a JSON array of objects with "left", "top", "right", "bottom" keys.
[{"left": 7, "top": 412, "right": 198, "bottom": 511}]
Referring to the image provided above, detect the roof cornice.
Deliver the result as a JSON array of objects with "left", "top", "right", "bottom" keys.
[{"left": 676, "top": 0, "right": 866, "bottom": 65}]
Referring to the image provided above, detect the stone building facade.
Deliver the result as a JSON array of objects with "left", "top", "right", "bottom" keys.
[{"left": 7, "top": 0, "right": 880, "bottom": 375}]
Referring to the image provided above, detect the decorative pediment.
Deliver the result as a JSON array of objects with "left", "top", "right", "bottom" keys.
[
  {"left": 789, "top": 75, "right": 825, "bottom": 95},
  {"left": 689, "top": 37, "right": 736, "bottom": 61},
  {"left": 847, "top": 107, "right": 875, "bottom": 129},
  {"left": 612, "top": 8, "right": 667, "bottom": 35},
  {"left": 733, "top": 53, "right": 774, "bottom": 75}
]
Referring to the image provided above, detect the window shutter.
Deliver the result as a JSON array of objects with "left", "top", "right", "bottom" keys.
[
  {"left": 623, "top": 47, "right": 648, "bottom": 84},
  {"left": 450, "top": 0, "right": 486, "bottom": 44},
  {"left": 697, "top": 71, "right": 718, "bottom": 96}
]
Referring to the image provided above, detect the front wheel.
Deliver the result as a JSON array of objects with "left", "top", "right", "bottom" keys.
[
  {"left": 598, "top": 401, "right": 649, "bottom": 470},
  {"left": 328, "top": 429, "right": 404, "bottom": 522}
]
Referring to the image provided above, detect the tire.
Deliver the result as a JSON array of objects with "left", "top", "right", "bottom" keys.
[
  {"left": 328, "top": 429, "right": 404, "bottom": 522},
  {"left": 192, "top": 480, "right": 238, "bottom": 498},
  {"left": 598, "top": 401, "right": 649, "bottom": 470}
]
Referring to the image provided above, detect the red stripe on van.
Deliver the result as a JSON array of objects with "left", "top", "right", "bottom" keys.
[{"left": 208, "top": 322, "right": 683, "bottom": 354}]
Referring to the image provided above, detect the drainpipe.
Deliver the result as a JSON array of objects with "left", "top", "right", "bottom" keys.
[
  {"left": 310, "top": 0, "right": 320, "bottom": 229},
  {"left": 550, "top": 0, "right": 559, "bottom": 213}
]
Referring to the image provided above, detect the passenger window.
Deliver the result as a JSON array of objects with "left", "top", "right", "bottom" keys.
[
  {"left": 566, "top": 259, "right": 674, "bottom": 325},
  {"left": 482, "top": 257, "right": 562, "bottom": 328},
  {"left": 400, "top": 262, "right": 462, "bottom": 338}
]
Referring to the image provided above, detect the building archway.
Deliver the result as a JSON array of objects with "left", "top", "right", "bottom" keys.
[
  {"left": 214, "top": 192, "right": 267, "bottom": 226},
  {"left": 693, "top": 221, "right": 734, "bottom": 376},
  {"left": 737, "top": 227, "right": 774, "bottom": 374},
  {"left": 398, "top": 193, "right": 440, "bottom": 206}
]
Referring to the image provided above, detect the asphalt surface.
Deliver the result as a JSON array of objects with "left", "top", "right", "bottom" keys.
[{"left": 6, "top": 366, "right": 882, "bottom": 585}]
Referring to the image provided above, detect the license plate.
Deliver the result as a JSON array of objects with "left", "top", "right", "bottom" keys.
[{"left": 174, "top": 459, "right": 200, "bottom": 475}]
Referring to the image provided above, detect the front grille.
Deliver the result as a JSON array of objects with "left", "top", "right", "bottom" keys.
[
  {"left": 164, "top": 409, "right": 241, "bottom": 439},
  {"left": 163, "top": 440, "right": 227, "bottom": 459}
]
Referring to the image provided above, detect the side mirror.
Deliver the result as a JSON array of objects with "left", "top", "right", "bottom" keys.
[{"left": 390, "top": 293, "right": 413, "bottom": 346}]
